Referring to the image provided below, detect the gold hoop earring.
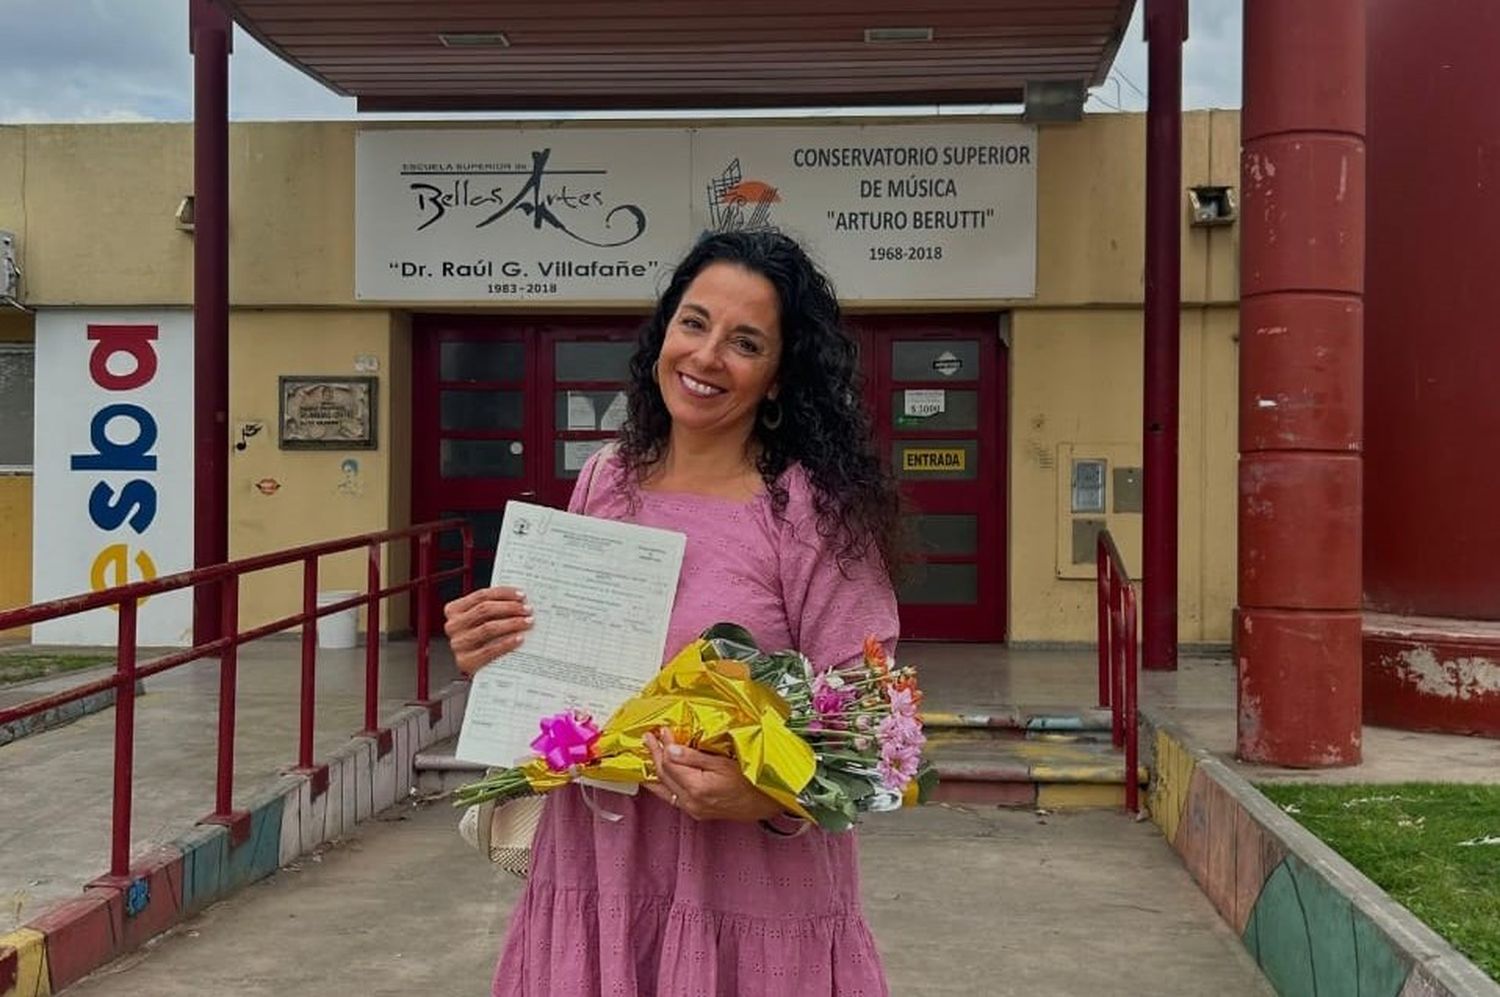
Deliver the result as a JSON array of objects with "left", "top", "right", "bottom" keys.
[{"left": 760, "top": 398, "right": 783, "bottom": 431}]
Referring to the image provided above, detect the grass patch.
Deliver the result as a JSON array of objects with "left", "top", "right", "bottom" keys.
[
  {"left": 1258, "top": 782, "right": 1500, "bottom": 980},
  {"left": 0, "top": 652, "right": 115, "bottom": 688}
]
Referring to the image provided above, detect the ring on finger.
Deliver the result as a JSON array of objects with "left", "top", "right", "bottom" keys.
[{"left": 670, "top": 792, "right": 679, "bottom": 808}]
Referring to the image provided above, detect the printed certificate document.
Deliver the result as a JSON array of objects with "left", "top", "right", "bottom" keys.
[{"left": 454, "top": 501, "right": 686, "bottom": 767}]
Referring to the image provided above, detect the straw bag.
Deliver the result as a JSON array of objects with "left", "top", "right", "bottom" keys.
[
  {"left": 459, "top": 796, "right": 545, "bottom": 878},
  {"left": 456, "top": 445, "right": 611, "bottom": 875}
]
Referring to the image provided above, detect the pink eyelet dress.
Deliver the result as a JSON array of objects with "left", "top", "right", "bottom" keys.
[{"left": 490, "top": 448, "right": 899, "bottom": 997}]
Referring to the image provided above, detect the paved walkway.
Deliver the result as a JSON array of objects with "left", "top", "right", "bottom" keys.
[
  {"left": 0, "top": 639, "right": 463, "bottom": 923},
  {"left": 6, "top": 635, "right": 1496, "bottom": 996},
  {"left": 64, "top": 794, "right": 1272, "bottom": 997},
  {"left": 5, "top": 638, "right": 1495, "bottom": 932}
]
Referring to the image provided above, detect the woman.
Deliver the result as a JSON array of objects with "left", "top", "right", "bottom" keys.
[{"left": 443, "top": 228, "right": 903, "bottom": 996}]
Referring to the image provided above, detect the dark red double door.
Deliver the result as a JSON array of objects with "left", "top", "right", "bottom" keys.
[{"left": 413, "top": 314, "right": 1006, "bottom": 640}]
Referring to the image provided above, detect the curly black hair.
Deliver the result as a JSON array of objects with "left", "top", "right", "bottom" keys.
[{"left": 616, "top": 228, "right": 903, "bottom": 576}]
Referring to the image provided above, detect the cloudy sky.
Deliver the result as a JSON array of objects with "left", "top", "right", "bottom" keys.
[{"left": 0, "top": 1, "right": 1240, "bottom": 123}]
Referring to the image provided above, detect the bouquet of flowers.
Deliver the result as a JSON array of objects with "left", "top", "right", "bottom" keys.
[{"left": 454, "top": 623, "right": 936, "bottom": 832}]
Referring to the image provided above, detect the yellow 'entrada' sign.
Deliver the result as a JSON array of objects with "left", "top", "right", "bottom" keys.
[{"left": 903, "top": 448, "right": 967, "bottom": 472}]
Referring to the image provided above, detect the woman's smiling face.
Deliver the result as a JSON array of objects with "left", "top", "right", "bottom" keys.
[{"left": 654, "top": 262, "right": 784, "bottom": 440}]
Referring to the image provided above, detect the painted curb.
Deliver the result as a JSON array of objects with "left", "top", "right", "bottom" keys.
[
  {"left": 0, "top": 682, "right": 145, "bottom": 748},
  {"left": 1, "top": 680, "right": 470, "bottom": 997},
  {"left": 1143, "top": 708, "right": 1500, "bottom": 997},
  {"left": 0, "top": 928, "right": 49, "bottom": 997}
]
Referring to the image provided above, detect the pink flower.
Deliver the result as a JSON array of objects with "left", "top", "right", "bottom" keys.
[
  {"left": 878, "top": 712, "right": 924, "bottom": 751},
  {"left": 813, "top": 686, "right": 855, "bottom": 717},
  {"left": 886, "top": 686, "right": 919, "bottom": 719},
  {"left": 877, "top": 742, "right": 920, "bottom": 789}
]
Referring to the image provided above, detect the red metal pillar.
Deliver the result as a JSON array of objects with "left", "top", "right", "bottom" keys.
[
  {"left": 1237, "top": 0, "right": 1365, "bottom": 766},
  {"left": 1142, "top": 0, "right": 1186, "bottom": 671},
  {"left": 190, "top": 0, "right": 231, "bottom": 645},
  {"left": 107, "top": 601, "right": 139, "bottom": 881}
]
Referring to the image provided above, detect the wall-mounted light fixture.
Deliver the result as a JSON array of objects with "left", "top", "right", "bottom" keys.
[
  {"left": 1188, "top": 185, "right": 1237, "bottom": 227},
  {"left": 1024, "top": 80, "right": 1086, "bottom": 123},
  {"left": 175, "top": 195, "right": 195, "bottom": 232}
]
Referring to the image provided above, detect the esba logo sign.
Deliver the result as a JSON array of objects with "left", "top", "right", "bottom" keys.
[
  {"left": 33, "top": 310, "right": 194, "bottom": 646},
  {"left": 74, "top": 326, "right": 162, "bottom": 591}
]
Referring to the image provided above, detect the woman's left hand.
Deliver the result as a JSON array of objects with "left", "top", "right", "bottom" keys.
[{"left": 642, "top": 728, "right": 784, "bottom": 823}]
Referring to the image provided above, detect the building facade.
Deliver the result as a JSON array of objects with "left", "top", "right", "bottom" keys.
[{"left": 0, "top": 111, "right": 1241, "bottom": 645}]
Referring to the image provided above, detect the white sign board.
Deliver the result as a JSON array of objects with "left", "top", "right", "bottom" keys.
[
  {"left": 355, "top": 123, "right": 1037, "bottom": 303},
  {"left": 356, "top": 128, "right": 693, "bottom": 302},
  {"left": 904, "top": 389, "right": 947, "bottom": 417},
  {"left": 690, "top": 123, "right": 1037, "bottom": 300},
  {"left": 31, "top": 310, "right": 195, "bottom": 646}
]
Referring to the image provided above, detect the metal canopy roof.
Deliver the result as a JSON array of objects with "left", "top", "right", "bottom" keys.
[{"left": 220, "top": 0, "right": 1135, "bottom": 112}]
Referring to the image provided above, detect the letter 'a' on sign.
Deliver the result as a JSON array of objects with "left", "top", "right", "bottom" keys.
[{"left": 902, "top": 447, "right": 967, "bottom": 472}]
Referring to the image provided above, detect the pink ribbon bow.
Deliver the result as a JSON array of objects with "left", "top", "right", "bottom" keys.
[{"left": 531, "top": 711, "right": 601, "bottom": 773}]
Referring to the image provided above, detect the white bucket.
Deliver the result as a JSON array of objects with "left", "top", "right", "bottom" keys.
[{"left": 315, "top": 590, "right": 360, "bottom": 649}]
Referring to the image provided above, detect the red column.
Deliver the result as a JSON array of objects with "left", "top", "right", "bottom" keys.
[
  {"left": 1142, "top": 0, "right": 1186, "bottom": 671},
  {"left": 190, "top": 0, "right": 231, "bottom": 645},
  {"left": 1237, "top": 0, "right": 1365, "bottom": 766}
]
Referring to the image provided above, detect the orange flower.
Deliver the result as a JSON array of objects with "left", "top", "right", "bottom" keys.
[
  {"left": 863, "top": 636, "right": 891, "bottom": 678},
  {"left": 893, "top": 672, "right": 923, "bottom": 704}
]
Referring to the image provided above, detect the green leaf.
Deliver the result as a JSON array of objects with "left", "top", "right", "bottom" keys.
[
  {"left": 913, "top": 763, "right": 941, "bottom": 803},
  {"left": 802, "top": 803, "right": 855, "bottom": 833},
  {"left": 818, "top": 764, "right": 877, "bottom": 803}
]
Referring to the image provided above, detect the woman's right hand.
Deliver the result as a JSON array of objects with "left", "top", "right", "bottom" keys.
[{"left": 442, "top": 586, "right": 533, "bottom": 677}]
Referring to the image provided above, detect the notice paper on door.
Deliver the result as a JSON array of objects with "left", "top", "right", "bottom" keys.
[
  {"left": 563, "top": 439, "right": 605, "bottom": 472},
  {"left": 454, "top": 501, "right": 687, "bottom": 767},
  {"left": 566, "top": 392, "right": 597, "bottom": 430},
  {"left": 903, "top": 389, "right": 946, "bottom": 418},
  {"left": 599, "top": 391, "right": 628, "bottom": 432}
]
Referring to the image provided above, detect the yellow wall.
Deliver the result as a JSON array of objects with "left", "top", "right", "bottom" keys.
[
  {"left": 227, "top": 309, "right": 408, "bottom": 633},
  {"left": 0, "top": 111, "right": 1244, "bottom": 643},
  {"left": 0, "top": 475, "right": 32, "bottom": 617},
  {"left": 0, "top": 127, "right": 24, "bottom": 263},
  {"left": 1008, "top": 306, "right": 1238, "bottom": 643},
  {"left": 2, "top": 113, "right": 1239, "bottom": 312},
  {"left": 1036, "top": 110, "right": 1240, "bottom": 306}
]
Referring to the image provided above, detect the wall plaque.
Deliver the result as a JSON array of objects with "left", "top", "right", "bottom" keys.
[{"left": 278, "top": 376, "right": 378, "bottom": 450}]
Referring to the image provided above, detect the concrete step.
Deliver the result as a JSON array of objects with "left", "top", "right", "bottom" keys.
[
  {"left": 925, "top": 734, "right": 1146, "bottom": 810},
  {"left": 414, "top": 740, "right": 486, "bottom": 794},
  {"left": 923, "top": 707, "right": 1117, "bottom": 744}
]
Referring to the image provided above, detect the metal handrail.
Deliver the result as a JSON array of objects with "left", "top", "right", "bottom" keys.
[
  {"left": 1096, "top": 530, "right": 1140, "bottom": 814},
  {"left": 0, "top": 519, "right": 474, "bottom": 883}
]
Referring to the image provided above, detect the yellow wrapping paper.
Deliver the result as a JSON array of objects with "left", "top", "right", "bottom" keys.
[{"left": 517, "top": 638, "right": 818, "bottom": 819}]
